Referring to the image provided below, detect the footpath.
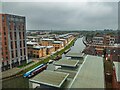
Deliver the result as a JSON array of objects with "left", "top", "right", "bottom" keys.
[{"left": 1, "top": 60, "right": 39, "bottom": 79}]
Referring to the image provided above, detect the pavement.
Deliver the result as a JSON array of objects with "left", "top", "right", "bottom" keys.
[{"left": 1, "top": 60, "right": 39, "bottom": 79}]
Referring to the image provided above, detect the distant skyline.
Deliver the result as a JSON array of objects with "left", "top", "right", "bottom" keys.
[{"left": 2, "top": 1, "right": 118, "bottom": 31}]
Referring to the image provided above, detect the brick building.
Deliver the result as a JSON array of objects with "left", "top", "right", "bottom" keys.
[
  {"left": 27, "top": 41, "right": 38, "bottom": 58},
  {"left": 0, "top": 14, "right": 28, "bottom": 71},
  {"left": 52, "top": 41, "right": 64, "bottom": 51},
  {"left": 33, "top": 46, "right": 47, "bottom": 58},
  {"left": 92, "top": 35, "right": 115, "bottom": 45},
  {"left": 40, "top": 38, "right": 54, "bottom": 46},
  {"left": 58, "top": 39, "right": 67, "bottom": 47},
  {"left": 46, "top": 46, "right": 55, "bottom": 55}
]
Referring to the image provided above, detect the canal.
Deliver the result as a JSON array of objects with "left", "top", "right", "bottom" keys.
[{"left": 2, "top": 37, "right": 86, "bottom": 88}]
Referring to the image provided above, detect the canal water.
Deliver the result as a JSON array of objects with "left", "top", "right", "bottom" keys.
[{"left": 2, "top": 37, "right": 85, "bottom": 88}]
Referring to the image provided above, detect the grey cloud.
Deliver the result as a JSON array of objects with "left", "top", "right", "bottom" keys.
[{"left": 2, "top": 2, "right": 118, "bottom": 30}]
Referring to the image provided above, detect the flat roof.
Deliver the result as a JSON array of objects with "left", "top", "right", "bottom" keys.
[
  {"left": 27, "top": 41, "right": 38, "bottom": 45},
  {"left": 42, "top": 38, "right": 54, "bottom": 41},
  {"left": 66, "top": 52, "right": 84, "bottom": 58},
  {"left": 70, "top": 55, "right": 105, "bottom": 88},
  {"left": 29, "top": 70, "right": 69, "bottom": 88},
  {"left": 54, "top": 59, "right": 79, "bottom": 68},
  {"left": 46, "top": 46, "right": 54, "bottom": 48},
  {"left": 33, "top": 45, "right": 46, "bottom": 49},
  {"left": 113, "top": 62, "right": 120, "bottom": 82},
  {"left": 53, "top": 41, "right": 63, "bottom": 44}
]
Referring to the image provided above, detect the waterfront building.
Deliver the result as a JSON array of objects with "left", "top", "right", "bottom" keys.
[
  {"left": 58, "top": 39, "right": 67, "bottom": 47},
  {"left": 46, "top": 46, "right": 55, "bottom": 55},
  {"left": 52, "top": 41, "right": 64, "bottom": 51},
  {"left": 40, "top": 38, "right": 54, "bottom": 46},
  {"left": 26, "top": 36, "right": 40, "bottom": 42},
  {"left": 63, "top": 35, "right": 74, "bottom": 43},
  {"left": 0, "top": 14, "right": 28, "bottom": 71},
  {"left": 92, "top": 36, "right": 104, "bottom": 45},
  {"left": 27, "top": 41, "right": 38, "bottom": 58},
  {"left": 92, "top": 35, "right": 115, "bottom": 45},
  {"left": 32, "top": 46, "right": 47, "bottom": 58},
  {"left": 104, "top": 35, "right": 115, "bottom": 45}
]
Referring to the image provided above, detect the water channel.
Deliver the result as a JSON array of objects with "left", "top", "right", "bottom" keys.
[{"left": 2, "top": 37, "right": 85, "bottom": 88}]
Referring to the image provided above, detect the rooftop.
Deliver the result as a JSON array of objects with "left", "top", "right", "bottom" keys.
[
  {"left": 33, "top": 45, "right": 46, "bottom": 49},
  {"left": 58, "top": 34, "right": 69, "bottom": 38},
  {"left": 46, "top": 46, "right": 54, "bottom": 48},
  {"left": 113, "top": 61, "right": 120, "bottom": 82},
  {"left": 70, "top": 55, "right": 105, "bottom": 88},
  {"left": 29, "top": 70, "right": 69, "bottom": 88},
  {"left": 54, "top": 59, "right": 79, "bottom": 68},
  {"left": 27, "top": 36, "right": 39, "bottom": 39},
  {"left": 59, "top": 39, "right": 66, "bottom": 41},
  {"left": 27, "top": 41, "right": 38, "bottom": 45},
  {"left": 66, "top": 52, "right": 84, "bottom": 58},
  {"left": 53, "top": 41, "right": 63, "bottom": 44},
  {"left": 42, "top": 38, "right": 54, "bottom": 41},
  {"left": 93, "top": 37, "right": 104, "bottom": 39}
]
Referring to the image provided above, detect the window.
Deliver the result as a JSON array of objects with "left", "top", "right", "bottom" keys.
[
  {"left": 2, "top": 62, "right": 4, "bottom": 66},
  {"left": 11, "top": 42, "right": 13, "bottom": 49},
  {"left": 4, "top": 37, "right": 6, "bottom": 40},
  {"left": 5, "top": 41, "right": 7, "bottom": 45},
  {"left": 16, "top": 50, "right": 18, "bottom": 57},
  {"left": 23, "top": 32, "right": 25, "bottom": 39},
  {"left": 10, "top": 32, "right": 12, "bottom": 40},
  {"left": 11, "top": 51, "right": 14, "bottom": 58},
  {"left": 24, "top": 48, "right": 26, "bottom": 55},
  {"left": 15, "top": 41, "right": 17, "bottom": 48},
  {"left": 23, "top": 40, "right": 25, "bottom": 47},
  {"left": 4, "top": 32, "right": 6, "bottom": 35},
  {"left": 14, "top": 32, "right": 17, "bottom": 39},
  {"left": 20, "top": 41, "right": 22, "bottom": 47},
  {"left": 3, "top": 27, "right": 5, "bottom": 31},
  {"left": 19, "top": 32, "right": 21, "bottom": 39},
  {"left": 20, "top": 49, "right": 22, "bottom": 56},
  {"left": 6, "top": 56, "right": 8, "bottom": 60},
  {"left": 2, "top": 16, "right": 4, "bottom": 22}
]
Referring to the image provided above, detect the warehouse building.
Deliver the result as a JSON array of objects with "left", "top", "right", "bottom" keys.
[
  {"left": 29, "top": 70, "right": 69, "bottom": 88},
  {"left": 70, "top": 55, "right": 105, "bottom": 88}
]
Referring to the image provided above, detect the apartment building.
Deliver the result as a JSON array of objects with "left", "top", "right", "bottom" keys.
[
  {"left": 63, "top": 35, "right": 74, "bottom": 43},
  {"left": 92, "top": 35, "right": 115, "bottom": 45},
  {"left": 27, "top": 41, "right": 38, "bottom": 58},
  {"left": 104, "top": 35, "right": 115, "bottom": 45},
  {"left": 92, "top": 36, "right": 104, "bottom": 45},
  {"left": 32, "top": 46, "right": 47, "bottom": 58},
  {"left": 52, "top": 41, "right": 64, "bottom": 51},
  {"left": 40, "top": 38, "right": 54, "bottom": 46},
  {"left": 58, "top": 39, "right": 67, "bottom": 47},
  {"left": 0, "top": 14, "right": 28, "bottom": 71},
  {"left": 46, "top": 46, "right": 55, "bottom": 55}
]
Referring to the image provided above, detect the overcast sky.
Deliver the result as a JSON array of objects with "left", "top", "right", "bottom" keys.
[{"left": 2, "top": 1, "right": 118, "bottom": 31}]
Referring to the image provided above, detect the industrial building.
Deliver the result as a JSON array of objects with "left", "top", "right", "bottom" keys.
[
  {"left": 0, "top": 14, "right": 28, "bottom": 71},
  {"left": 70, "top": 55, "right": 105, "bottom": 88},
  {"left": 29, "top": 70, "right": 69, "bottom": 88},
  {"left": 29, "top": 55, "right": 105, "bottom": 89}
]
